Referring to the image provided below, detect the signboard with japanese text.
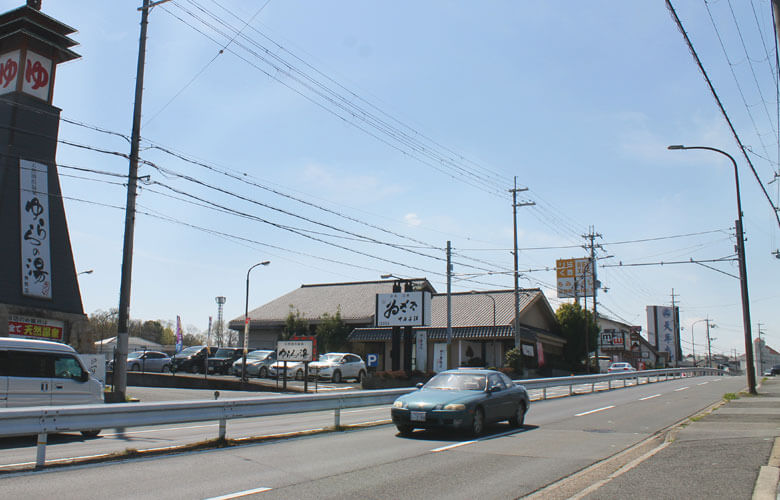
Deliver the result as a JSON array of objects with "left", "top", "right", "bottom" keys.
[
  {"left": 376, "top": 291, "right": 431, "bottom": 327},
  {"left": 20, "top": 159, "right": 52, "bottom": 299},
  {"left": 21, "top": 50, "right": 52, "bottom": 101},
  {"left": 0, "top": 50, "right": 20, "bottom": 95},
  {"left": 8, "top": 314, "right": 64, "bottom": 341},
  {"left": 556, "top": 258, "right": 594, "bottom": 298},
  {"left": 415, "top": 330, "right": 427, "bottom": 371},
  {"left": 433, "top": 342, "right": 448, "bottom": 372},
  {"left": 277, "top": 339, "right": 314, "bottom": 362},
  {"left": 601, "top": 329, "right": 626, "bottom": 350},
  {"left": 521, "top": 344, "right": 535, "bottom": 357},
  {"left": 647, "top": 306, "right": 678, "bottom": 365}
]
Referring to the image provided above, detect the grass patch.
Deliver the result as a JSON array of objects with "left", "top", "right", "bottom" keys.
[{"left": 723, "top": 392, "right": 739, "bottom": 400}]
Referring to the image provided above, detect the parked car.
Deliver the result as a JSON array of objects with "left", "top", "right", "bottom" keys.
[
  {"left": 390, "top": 368, "right": 530, "bottom": 436},
  {"left": 607, "top": 362, "right": 636, "bottom": 373},
  {"left": 207, "top": 347, "right": 245, "bottom": 375},
  {"left": 309, "top": 353, "right": 367, "bottom": 383},
  {"left": 170, "top": 346, "right": 217, "bottom": 374},
  {"left": 766, "top": 365, "right": 780, "bottom": 376},
  {"left": 0, "top": 338, "right": 103, "bottom": 437},
  {"left": 110, "top": 350, "right": 171, "bottom": 373},
  {"left": 269, "top": 360, "right": 305, "bottom": 380},
  {"left": 232, "top": 349, "right": 276, "bottom": 378}
]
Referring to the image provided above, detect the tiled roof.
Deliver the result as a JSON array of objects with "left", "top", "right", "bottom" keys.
[
  {"left": 229, "top": 279, "right": 435, "bottom": 326},
  {"left": 429, "top": 290, "right": 541, "bottom": 328},
  {"left": 348, "top": 324, "right": 548, "bottom": 342}
]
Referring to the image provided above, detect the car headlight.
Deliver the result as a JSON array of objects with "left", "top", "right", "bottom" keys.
[
  {"left": 393, "top": 400, "right": 406, "bottom": 408},
  {"left": 443, "top": 403, "right": 466, "bottom": 411}
]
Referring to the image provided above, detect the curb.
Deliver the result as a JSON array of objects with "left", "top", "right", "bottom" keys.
[{"left": 752, "top": 437, "right": 780, "bottom": 500}]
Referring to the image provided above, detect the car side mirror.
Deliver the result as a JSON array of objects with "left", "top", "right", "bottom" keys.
[
  {"left": 488, "top": 385, "right": 502, "bottom": 393},
  {"left": 416, "top": 383, "right": 424, "bottom": 389},
  {"left": 80, "top": 371, "right": 90, "bottom": 383}
]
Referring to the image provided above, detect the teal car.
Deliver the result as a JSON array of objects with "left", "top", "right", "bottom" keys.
[{"left": 391, "top": 369, "right": 530, "bottom": 436}]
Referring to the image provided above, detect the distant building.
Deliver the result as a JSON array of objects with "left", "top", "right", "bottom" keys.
[{"left": 597, "top": 315, "right": 666, "bottom": 371}]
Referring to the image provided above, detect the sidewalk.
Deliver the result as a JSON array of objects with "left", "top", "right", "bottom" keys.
[{"left": 579, "top": 376, "right": 780, "bottom": 500}]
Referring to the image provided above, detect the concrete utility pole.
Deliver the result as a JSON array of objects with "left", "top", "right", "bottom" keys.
[
  {"left": 446, "top": 241, "right": 452, "bottom": 346},
  {"left": 115, "top": 0, "right": 173, "bottom": 401},
  {"left": 757, "top": 323, "right": 765, "bottom": 375},
  {"left": 671, "top": 288, "right": 679, "bottom": 367},
  {"left": 510, "top": 177, "right": 534, "bottom": 376},
  {"left": 583, "top": 227, "right": 602, "bottom": 371},
  {"left": 706, "top": 316, "right": 713, "bottom": 368}
]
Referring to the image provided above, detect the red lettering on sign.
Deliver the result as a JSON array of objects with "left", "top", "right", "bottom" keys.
[
  {"left": 25, "top": 60, "right": 48, "bottom": 90},
  {"left": 1, "top": 58, "right": 17, "bottom": 88}
]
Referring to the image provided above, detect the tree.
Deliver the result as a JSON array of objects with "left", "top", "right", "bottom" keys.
[
  {"left": 87, "top": 308, "right": 119, "bottom": 352},
  {"left": 138, "top": 320, "right": 164, "bottom": 344},
  {"left": 282, "top": 306, "right": 309, "bottom": 340},
  {"left": 556, "top": 303, "right": 599, "bottom": 371},
  {"left": 316, "top": 308, "right": 350, "bottom": 352}
]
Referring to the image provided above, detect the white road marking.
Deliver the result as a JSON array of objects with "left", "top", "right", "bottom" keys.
[
  {"left": 639, "top": 394, "right": 661, "bottom": 401},
  {"left": 431, "top": 440, "right": 478, "bottom": 452},
  {"left": 575, "top": 406, "right": 615, "bottom": 417},
  {"left": 204, "top": 487, "right": 272, "bottom": 499},
  {"left": 674, "top": 386, "right": 689, "bottom": 392},
  {"left": 697, "top": 382, "right": 709, "bottom": 386}
]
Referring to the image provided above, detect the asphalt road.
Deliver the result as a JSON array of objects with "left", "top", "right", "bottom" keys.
[{"left": 0, "top": 376, "right": 744, "bottom": 499}]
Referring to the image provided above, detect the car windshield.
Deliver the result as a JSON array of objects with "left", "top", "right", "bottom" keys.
[
  {"left": 319, "top": 354, "right": 341, "bottom": 362},
  {"left": 178, "top": 346, "right": 201, "bottom": 355},
  {"left": 214, "top": 349, "right": 234, "bottom": 357},
  {"left": 248, "top": 350, "right": 271, "bottom": 359},
  {"left": 128, "top": 352, "right": 143, "bottom": 359},
  {"left": 424, "top": 372, "right": 487, "bottom": 391}
]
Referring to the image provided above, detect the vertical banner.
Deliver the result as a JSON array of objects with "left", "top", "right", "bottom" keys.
[
  {"left": 433, "top": 342, "right": 448, "bottom": 372},
  {"left": 175, "top": 315, "right": 183, "bottom": 353},
  {"left": 415, "top": 330, "right": 428, "bottom": 371},
  {"left": 20, "top": 159, "right": 52, "bottom": 299},
  {"left": 536, "top": 341, "right": 545, "bottom": 367}
]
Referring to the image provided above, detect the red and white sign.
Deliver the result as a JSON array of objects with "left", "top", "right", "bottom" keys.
[
  {"left": 0, "top": 50, "right": 20, "bottom": 95},
  {"left": 21, "top": 50, "right": 52, "bottom": 101},
  {"left": 8, "top": 314, "right": 64, "bottom": 341}
]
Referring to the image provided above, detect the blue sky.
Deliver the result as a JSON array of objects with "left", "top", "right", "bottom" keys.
[{"left": 35, "top": 1, "right": 780, "bottom": 358}]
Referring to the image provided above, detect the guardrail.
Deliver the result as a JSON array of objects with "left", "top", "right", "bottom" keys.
[{"left": 0, "top": 367, "right": 724, "bottom": 468}]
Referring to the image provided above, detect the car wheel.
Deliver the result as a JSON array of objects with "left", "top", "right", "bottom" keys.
[
  {"left": 357, "top": 370, "right": 366, "bottom": 383},
  {"left": 508, "top": 402, "right": 527, "bottom": 428},
  {"left": 332, "top": 370, "right": 342, "bottom": 383},
  {"left": 396, "top": 424, "right": 414, "bottom": 436},
  {"left": 130, "top": 363, "right": 140, "bottom": 371},
  {"left": 295, "top": 369, "right": 304, "bottom": 381},
  {"left": 162, "top": 364, "right": 171, "bottom": 373},
  {"left": 259, "top": 366, "right": 268, "bottom": 378},
  {"left": 471, "top": 407, "right": 485, "bottom": 436},
  {"left": 81, "top": 430, "right": 101, "bottom": 438}
]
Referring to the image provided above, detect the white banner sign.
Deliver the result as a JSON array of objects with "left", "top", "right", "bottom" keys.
[
  {"left": 277, "top": 340, "right": 314, "bottom": 362},
  {"left": 433, "top": 342, "right": 448, "bottom": 372},
  {"left": 415, "top": 330, "right": 428, "bottom": 371},
  {"left": 20, "top": 159, "right": 52, "bottom": 299},
  {"left": 376, "top": 291, "right": 431, "bottom": 327}
]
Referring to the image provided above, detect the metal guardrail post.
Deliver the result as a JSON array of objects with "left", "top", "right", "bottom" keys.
[
  {"left": 334, "top": 408, "right": 341, "bottom": 428},
  {"left": 219, "top": 418, "right": 226, "bottom": 440},
  {"left": 542, "top": 387, "right": 547, "bottom": 400},
  {"left": 608, "top": 378, "right": 612, "bottom": 390},
  {"left": 568, "top": 383, "right": 573, "bottom": 396},
  {"left": 35, "top": 433, "right": 47, "bottom": 468}
]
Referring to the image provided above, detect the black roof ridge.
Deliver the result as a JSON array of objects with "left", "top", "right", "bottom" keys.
[{"left": 300, "top": 278, "right": 429, "bottom": 288}]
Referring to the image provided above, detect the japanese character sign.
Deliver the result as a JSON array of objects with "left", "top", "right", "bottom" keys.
[
  {"left": 20, "top": 160, "right": 52, "bottom": 299},
  {"left": 277, "top": 340, "right": 314, "bottom": 362},
  {"left": 21, "top": 50, "right": 52, "bottom": 101},
  {"left": 376, "top": 291, "right": 431, "bottom": 327},
  {"left": 0, "top": 50, "right": 20, "bottom": 95},
  {"left": 556, "top": 258, "right": 594, "bottom": 298}
]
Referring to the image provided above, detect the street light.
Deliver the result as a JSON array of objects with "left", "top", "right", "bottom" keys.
[
  {"left": 668, "top": 145, "right": 756, "bottom": 393},
  {"left": 242, "top": 260, "right": 270, "bottom": 383}
]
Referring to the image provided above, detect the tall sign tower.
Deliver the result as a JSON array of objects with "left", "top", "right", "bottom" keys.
[{"left": 0, "top": 2, "right": 85, "bottom": 343}]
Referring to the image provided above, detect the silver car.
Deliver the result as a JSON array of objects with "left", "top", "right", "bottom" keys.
[
  {"left": 232, "top": 350, "right": 276, "bottom": 378},
  {"left": 125, "top": 351, "right": 171, "bottom": 372},
  {"left": 309, "top": 353, "right": 367, "bottom": 383}
]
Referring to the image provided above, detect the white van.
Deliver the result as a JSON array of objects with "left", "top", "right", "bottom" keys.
[{"left": 0, "top": 337, "right": 104, "bottom": 436}]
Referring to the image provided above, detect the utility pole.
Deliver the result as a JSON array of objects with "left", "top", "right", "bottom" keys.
[
  {"left": 583, "top": 227, "right": 602, "bottom": 372},
  {"left": 671, "top": 288, "right": 679, "bottom": 367},
  {"left": 446, "top": 240, "right": 452, "bottom": 347},
  {"left": 510, "top": 177, "right": 534, "bottom": 377},
  {"left": 706, "top": 316, "right": 713, "bottom": 368},
  {"left": 757, "top": 322, "right": 765, "bottom": 375}
]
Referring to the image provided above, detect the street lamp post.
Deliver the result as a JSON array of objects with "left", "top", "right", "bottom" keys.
[
  {"left": 243, "top": 260, "right": 270, "bottom": 383},
  {"left": 668, "top": 145, "right": 756, "bottom": 393}
]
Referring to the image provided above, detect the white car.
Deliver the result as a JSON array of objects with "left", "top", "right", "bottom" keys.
[
  {"left": 268, "top": 360, "right": 305, "bottom": 380},
  {"left": 309, "top": 353, "right": 367, "bottom": 383},
  {"left": 607, "top": 362, "right": 636, "bottom": 373}
]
